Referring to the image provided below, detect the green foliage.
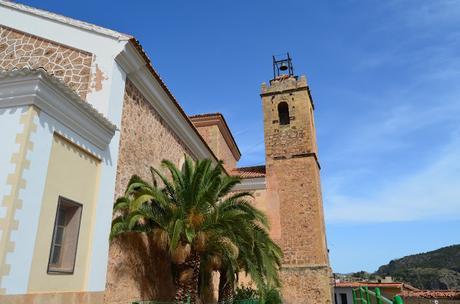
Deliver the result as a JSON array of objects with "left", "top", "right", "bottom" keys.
[
  {"left": 234, "top": 286, "right": 282, "bottom": 304},
  {"left": 376, "top": 244, "right": 460, "bottom": 290},
  {"left": 111, "top": 157, "right": 282, "bottom": 302},
  {"left": 234, "top": 286, "right": 259, "bottom": 301},
  {"left": 378, "top": 244, "right": 460, "bottom": 274},
  {"left": 260, "top": 286, "right": 282, "bottom": 304}
]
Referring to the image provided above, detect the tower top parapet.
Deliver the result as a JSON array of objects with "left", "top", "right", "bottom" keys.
[{"left": 261, "top": 75, "right": 307, "bottom": 96}]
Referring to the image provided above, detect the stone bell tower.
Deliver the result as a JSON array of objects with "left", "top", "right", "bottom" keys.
[{"left": 261, "top": 54, "right": 332, "bottom": 304}]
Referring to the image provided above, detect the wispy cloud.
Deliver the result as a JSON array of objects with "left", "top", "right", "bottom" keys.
[
  {"left": 323, "top": 76, "right": 460, "bottom": 223},
  {"left": 322, "top": 0, "right": 460, "bottom": 223},
  {"left": 326, "top": 127, "right": 460, "bottom": 223}
]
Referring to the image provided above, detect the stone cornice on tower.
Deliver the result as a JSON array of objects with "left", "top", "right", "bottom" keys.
[
  {"left": 260, "top": 75, "right": 315, "bottom": 109},
  {"left": 189, "top": 113, "right": 241, "bottom": 161}
]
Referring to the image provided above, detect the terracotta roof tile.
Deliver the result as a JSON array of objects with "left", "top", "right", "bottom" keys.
[
  {"left": 189, "top": 113, "right": 223, "bottom": 119},
  {"left": 335, "top": 282, "right": 419, "bottom": 291},
  {"left": 399, "top": 290, "right": 460, "bottom": 299},
  {"left": 231, "top": 165, "right": 266, "bottom": 179}
]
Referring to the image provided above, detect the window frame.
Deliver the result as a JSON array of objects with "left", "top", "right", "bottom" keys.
[
  {"left": 47, "top": 196, "right": 83, "bottom": 275},
  {"left": 339, "top": 293, "right": 348, "bottom": 304}
]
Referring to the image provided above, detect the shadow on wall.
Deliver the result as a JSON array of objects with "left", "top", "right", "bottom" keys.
[{"left": 104, "top": 232, "right": 175, "bottom": 304}]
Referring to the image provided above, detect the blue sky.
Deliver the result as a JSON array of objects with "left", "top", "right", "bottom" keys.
[{"left": 19, "top": 0, "right": 460, "bottom": 273}]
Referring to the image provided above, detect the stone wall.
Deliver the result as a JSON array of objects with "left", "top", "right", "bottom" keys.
[
  {"left": 194, "top": 125, "right": 218, "bottom": 160},
  {"left": 216, "top": 125, "right": 237, "bottom": 171},
  {"left": 0, "top": 26, "right": 93, "bottom": 100},
  {"left": 281, "top": 266, "right": 332, "bottom": 304},
  {"left": 248, "top": 188, "right": 281, "bottom": 241},
  {"left": 268, "top": 157, "right": 328, "bottom": 266},
  {"left": 104, "top": 233, "right": 175, "bottom": 304},
  {"left": 194, "top": 123, "right": 237, "bottom": 172},
  {"left": 265, "top": 156, "right": 332, "bottom": 304},
  {"left": 262, "top": 76, "right": 317, "bottom": 160},
  {"left": 114, "top": 79, "right": 192, "bottom": 198},
  {"left": 262, "top": 76, "right": 332, "bottom": 303},
  {"left": 106, "top": 79, "right": 193, "bottom": 303}
]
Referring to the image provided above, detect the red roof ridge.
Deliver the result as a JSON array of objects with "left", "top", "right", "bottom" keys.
[
  {"left": 399, "top": 290, "right": 460, "bottom": 299},
  {"left": 231, "top": 165, "right": 266, "bottom": 179},
  {"left": 189, "top": 112, "right": 223, "bottom": 118},
  {"left": 335, "top": 281, "right": 415, "bottom": 289}
]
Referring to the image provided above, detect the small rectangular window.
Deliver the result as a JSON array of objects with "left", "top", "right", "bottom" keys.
[{"left": 48, "top": 196, "right": 83, "bottom": 274}]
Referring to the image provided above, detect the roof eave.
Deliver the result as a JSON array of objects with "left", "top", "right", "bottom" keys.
[
  {"left": 189, "top": 113, "right": 242, "bottom": 161},
  {"left": 116, "top": 39, "right": 227, "bottom": 174}
]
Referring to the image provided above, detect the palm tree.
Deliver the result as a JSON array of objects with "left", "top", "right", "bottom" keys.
[
  {"left": 111, "top": 157, "right": 261, "bottom": 303},
  {"left": 198, "top": 195, "right": 273, "bottom": 303},
  {"left": 215, "top": 211, "right": 283, "bottom": 303}
]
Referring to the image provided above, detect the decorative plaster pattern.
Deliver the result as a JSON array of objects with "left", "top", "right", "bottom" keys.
[
  {"left": 0, "top": 25, "right": 93, "bottom": 99},
  {"left": 0, "top": 106, "right": 38, "bottom": 294}
]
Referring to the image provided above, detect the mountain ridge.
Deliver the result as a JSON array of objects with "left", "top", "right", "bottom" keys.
[{"left": 376, "top": 244, "right": 460, "bottom": 290}]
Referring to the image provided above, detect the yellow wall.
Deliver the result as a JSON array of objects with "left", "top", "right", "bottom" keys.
[{"left": 28, "top": 134, "right": 101, "bottom": 292}]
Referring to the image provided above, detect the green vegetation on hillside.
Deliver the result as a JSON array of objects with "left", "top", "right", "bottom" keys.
[{"left": 376, "top": 244, "right": 460, "bottom": 290}]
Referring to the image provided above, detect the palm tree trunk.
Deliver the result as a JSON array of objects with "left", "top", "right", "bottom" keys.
[
  {"left": 218, "top": 270, "right": 234, "bottom": 304},
  {"left": 175, "top": 252, "right": 201, "bottom": 303}
]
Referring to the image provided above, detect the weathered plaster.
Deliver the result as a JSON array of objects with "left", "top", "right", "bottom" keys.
[{"left": 90, "top": 64, "right": 108, "bottom": 93}]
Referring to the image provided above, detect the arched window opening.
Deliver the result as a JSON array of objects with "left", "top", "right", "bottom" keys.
[{"left": 278, "top": 102, "right": 290, "bottom": 125}]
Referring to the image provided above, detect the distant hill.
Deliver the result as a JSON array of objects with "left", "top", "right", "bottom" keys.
[{"left": 376, "top": 244, "right": 460, "bottom": 290}]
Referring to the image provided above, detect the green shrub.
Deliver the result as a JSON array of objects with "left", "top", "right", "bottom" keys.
[{"left": 234, "top": 286, "right": 258, "bottom": 301}]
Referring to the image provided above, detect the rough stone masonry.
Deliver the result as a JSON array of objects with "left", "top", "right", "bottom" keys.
[{"left": 261, "top": 75, "right": 333, "bottom": 304}]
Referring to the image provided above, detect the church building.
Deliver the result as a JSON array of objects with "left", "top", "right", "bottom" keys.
[{"left": 0, "top": 1, "right": 331, "bottom": 303}]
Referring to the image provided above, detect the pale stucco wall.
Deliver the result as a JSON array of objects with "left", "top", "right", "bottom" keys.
[
  {"left": 0, "top": 106, "right": 30, "bottom": 294},
  {"left": 0, "top": 3, "right": 128, "bottom": 294},
  {"left": 0, "top": 101, "right": 118, "bottom": 298},
  {"left": 28, "top": 134, "right": 101, "bottom": 292}
]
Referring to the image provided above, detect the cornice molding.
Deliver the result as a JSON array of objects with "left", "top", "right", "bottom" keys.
[
  {"left": 232, "top": 177, "right": 266, "bottom": 191},
  {"left": 115, "top": 42, "right": 218, "bottom": 162},
  {"left": 0, "top": 0, "right": 132, "bottom": 41},
  {"left": 0, "top": 69, "right": 116, "bottom": 150},
  {"left": 189, "top": 114, "right": 241, "bottom": 161}
]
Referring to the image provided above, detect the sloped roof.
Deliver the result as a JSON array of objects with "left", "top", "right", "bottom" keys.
[
  {"left": 231, "top": 165, "right": 266, "bottom": 179},
  {"left": 399, "top": 290, "right": 460, "bottom": 299},
  {"left": 335, "top": 282, "right": 419, "bottom": 291}
]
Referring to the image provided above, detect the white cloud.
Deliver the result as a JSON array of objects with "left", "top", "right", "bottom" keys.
[
  {"left": 322, "top": 0, "right": 460, "bottom": 222},
  {"left": 325, "top": 129, "right": 460, "bottom": 223}
]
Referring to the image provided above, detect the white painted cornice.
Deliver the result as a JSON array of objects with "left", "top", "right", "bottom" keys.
[
  {"left": 116, "top": 42, "right": 218, "bottom": 162},
  {"left": 0, "top": 0, "right": 132, "bottom": 41},
  {"left": 0, "top": 68, "right": 116, "bottom": 150},
  {"left": 232, "top": 177, "right": 266, "bottom": 191}
]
